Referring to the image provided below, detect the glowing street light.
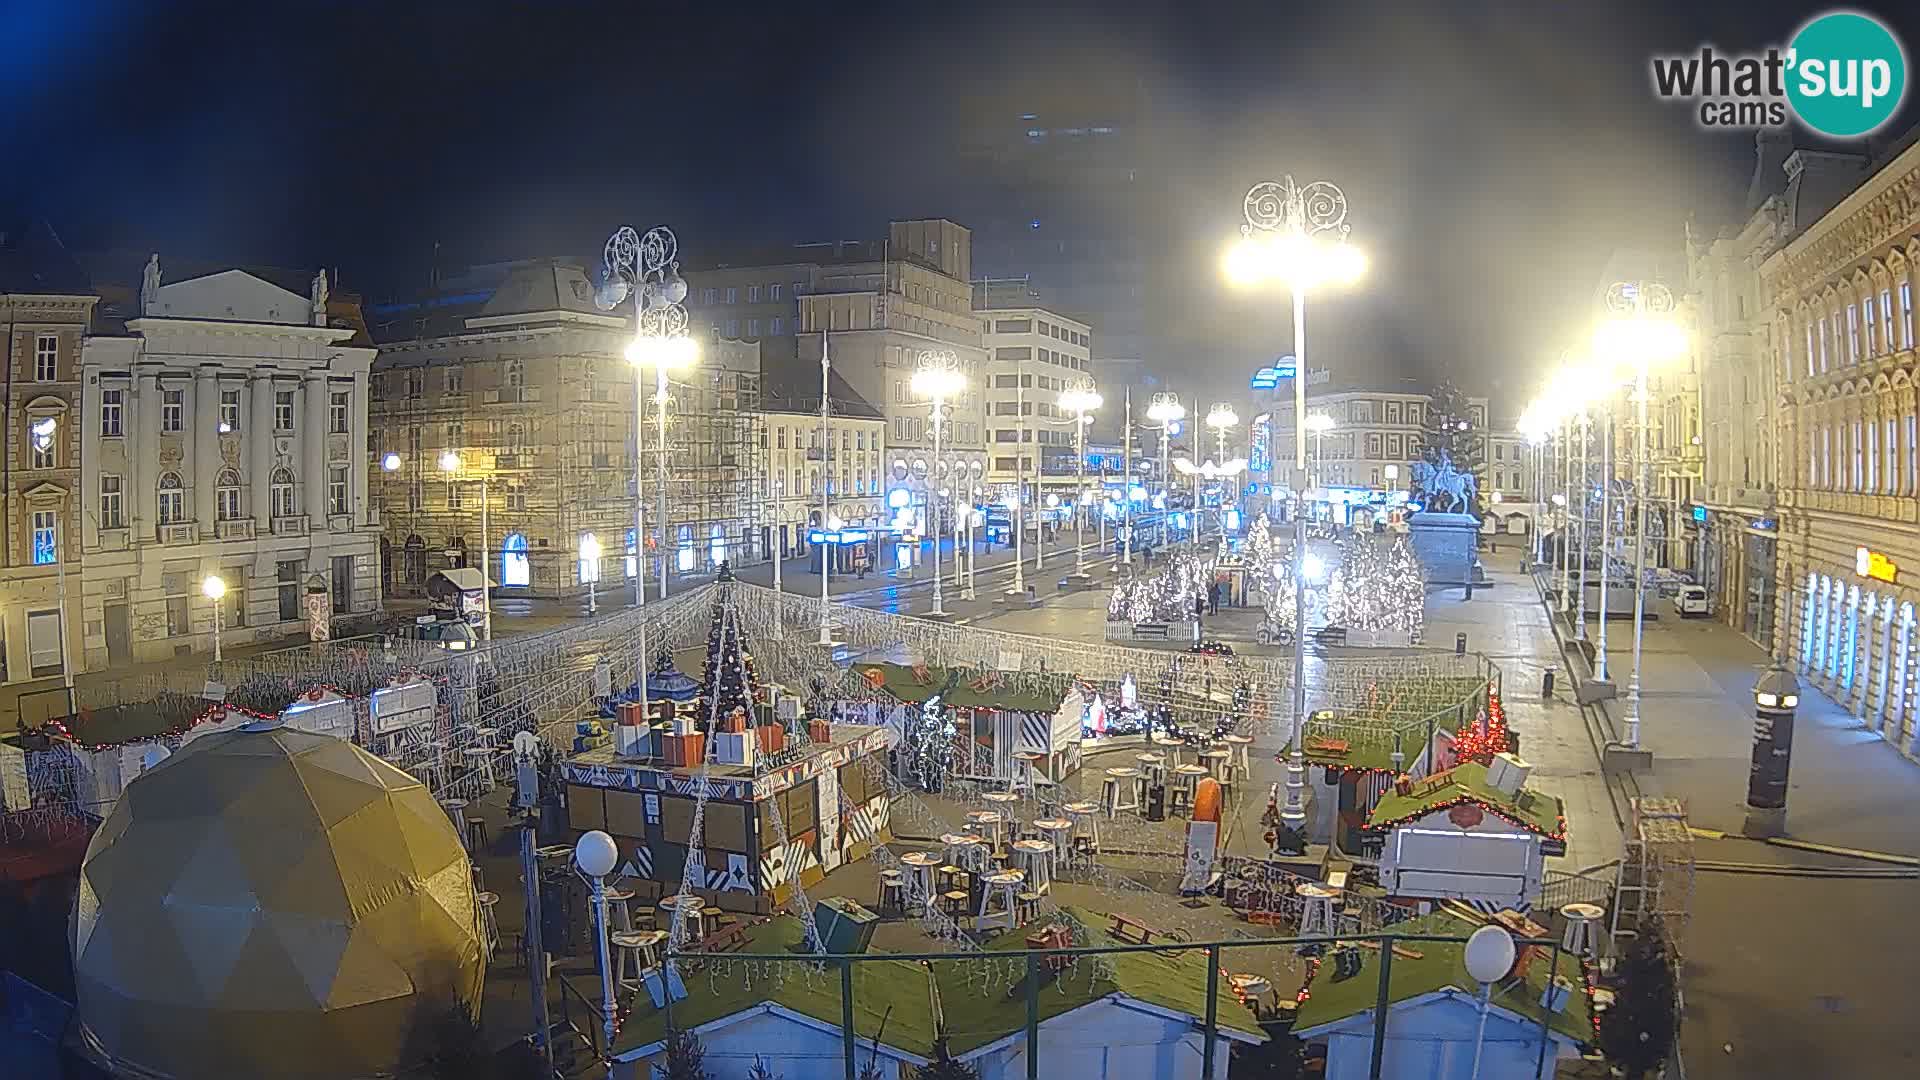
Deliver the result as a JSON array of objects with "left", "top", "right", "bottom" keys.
[
  {"left": 1059, "top": 378, "right": 1102, "bottom": 578},
  {"left": 202, "top": 575, "right": 227, "bottom": 662},
  {"left": 912, "top": 350, "right": 966, "bottom": 618},
  {"left": 381, "top": 452, "right": 401, "bottom": 472},
  {"left": 579, "top": 532, "right": 602, "bottom": 615},
  {"left": 1145, "top": 393, "right": 1185, "bottom": 548},
  {"left": 438, "top": 451, "right": 491, "bottom": 640},
  {"left": 599, "top": 223, "right": 694, "bottom": 609},
  {"left": 1224, "top": 174, "right": 1365, "bottom": 836}
]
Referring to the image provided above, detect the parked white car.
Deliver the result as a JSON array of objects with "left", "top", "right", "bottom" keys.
[{"left": 1673, "top": 584, "right": 1710, "bottom": 618}]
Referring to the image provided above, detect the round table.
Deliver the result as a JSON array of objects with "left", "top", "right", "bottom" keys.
[
  {"left": 898, "top": 851, "right": 944, "bottom": 910},
  {"left": 1103, "top": 766, "right": 1142, "bottom": 816},
  {"left": 1011, "top": 750, "right": 1046, "bottom": 790},
  {"left": 438, "top": 798, "right": 469, "bottom": 837},
  {"left": 1059, "top": 801, "right": 1101, "bottom": 859},
  {"left": 1200, "top": 748, "right": 1233, "bottom": 780},
  {"left": 965, "top": 809, "right": 1005, "bottom": 850},
  {"left": 1031, "top": 817, "right": 1073, "bottom": 861},
  {"left": 659, "top": 894, "right": 707, "bottom": 940},
  {"left": 1148, "top": 730, "right": 1187, "bottom": 768},
  {"left": 1222, "top": 734, "right": 1255, "bottom": 775},
  {"left": 604, "top": 885, "right": 635, "bottom": 931},
  {"left": 1172, "top": 764, "right": 1209, "bottom": 811},
  {"left": 1010, "top": 838, "right": 1056, "bottom": 891},
  {"left": 1134, "top": 751, "right": 1167, "bottom": 783},
  {"left": 463, "top": 745, "right": 502, "bottom": 786}
]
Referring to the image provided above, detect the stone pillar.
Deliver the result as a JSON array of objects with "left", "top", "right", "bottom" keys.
[
  {"left": 304, "top": 372, "right": 328, "bottom": 528},
  {"left": 135, "top": 369, "right": 161, "bottom": 533},
  {"left": 251, "top": 373, "right": 275, "bottom": 527},
  {"left": 194, "top": 367, "right": 219, "bottom": 534},
  {"left": 350, "top": 370, "right": 369, "bottom": 524}
]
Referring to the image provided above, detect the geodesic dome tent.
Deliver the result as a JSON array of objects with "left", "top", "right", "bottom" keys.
[{"left": 71, "top": 723, "right": 485, "bottom": 1079}]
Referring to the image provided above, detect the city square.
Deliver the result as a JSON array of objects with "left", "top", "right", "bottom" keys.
[{"left": 5, "top": 4, "right": 1920, "bottom": 1079}]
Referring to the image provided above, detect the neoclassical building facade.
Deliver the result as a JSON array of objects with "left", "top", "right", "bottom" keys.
[{"left": 1762, "top": 139, "right": 1920, "bottom": 760}]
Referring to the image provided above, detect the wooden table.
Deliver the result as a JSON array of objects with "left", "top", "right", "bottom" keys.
[
  {"left": 1134, "top": 751, "right": 1167, "bottom": 783},
  {"left": 898, "top": 851, "right": 944, "bottom": 911},
  {"left": 1222, "top": 734, "right": 1255, "bottom": 775},
  {"left": 658, "top": 894, "right": 707, "bottom": 940},
  {"left": 1200, "top": 748, "right": 1233, "bottom": 780},
  {"left": 964, "top": 809, "right": 1005, "bottom": 850}
]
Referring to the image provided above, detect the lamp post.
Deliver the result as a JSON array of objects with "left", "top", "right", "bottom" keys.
[
  {"left": 1573, "top": 403, "right": 1591, "bottom": 642},
  {"left": 1060, "top": 379, "right": 1102, "bottom": 580},
  {"left": 573, "top": 830, "right": 620, "bottom": 1078},
  {"left": 1305, "top": 411, "right": 1334, "bottom": 491},
  {"left": 202, "top": 575, "right": 227, "bottom": 663},
  {"left": 599, "top": 224, "right": 693, "bottom": 609},
  {"left": 912, "top": 349, "right": 965, "bottom": 619},
  {"left": 1145, "top": 393, "right": 1184, "bottom": 550},
  {"left": 438, "top": 451, "right": 491, "bottom": 640},
  {"left": 1597, "top": 280, "right": 1686, "bottom": 750},
  {"left": 1206, "top": 402, "right": 1239, "bottom": 540},
  {"left": 579, "top": 533, "right": 601, "bottom": 616},
  {"left": 1594, "top": 399, "right": 1615, "bottom": 682},
  {"left": 818, "top": 332, "right": 833, "bottom": 645},
  {"left": 1464, "top": 924, "right": 1517, "bottom": 1080},
  {"left": 1226, "top": 175, "right": 1365, "bottom": 832}
]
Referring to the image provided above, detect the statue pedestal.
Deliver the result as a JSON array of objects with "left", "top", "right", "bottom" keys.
[{"left": 1407, "top": 512, "right": 1480, "bottom": 586}]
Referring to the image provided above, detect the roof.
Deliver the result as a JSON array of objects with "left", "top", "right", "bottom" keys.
[
  {"left": 0, "top": 221, "right": 91, "bottom": 295},
  {"left": 427, "top": 567, "right": 495, "bottom": 595},
  {"left": 1292, "top": 913, "right": 1592, "bottom": 1045},
  {"left": 934, "top": 906, "right": 1265, "bottom": 1053},
  {"left": 853, "top": 662, "right": 1071, "bottom": 713},
  {"left": 1366, "top": 760, "right": 1563, "bottom": 839},
  {"left": 618, "top": 906, "right": 1262, "bottom": 1060},
  {"left": 762, "top": 368, "right": 884, "bottom": 420}
]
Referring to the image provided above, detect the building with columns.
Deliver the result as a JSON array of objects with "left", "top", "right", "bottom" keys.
[
  {"left": 1761, "top": 134, "right": 1920, "bottom": 758},
  {"left": 76, "top": 259, "right": 380, "bottom": 668}
]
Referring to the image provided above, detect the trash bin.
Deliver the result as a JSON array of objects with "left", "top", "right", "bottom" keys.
[
  {"left": 1455, "top": 632, "right": 1467, "bottom": 656},
  {"left": 1542, "top": 669, "right": 1556, "bottom": 698}
]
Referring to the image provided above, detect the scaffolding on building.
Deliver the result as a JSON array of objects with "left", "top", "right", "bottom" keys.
[
  {"left": 1611, "top": 795, "right": 1696, "bottom": 960},
  {"left": 640, "top": 338, "right": 766, "bottom": 577}
]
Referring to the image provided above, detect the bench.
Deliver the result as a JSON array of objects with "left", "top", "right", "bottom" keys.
[
  {"left": 1107, "top": 913, "right": 1160, "bottom": 945},
  {"left": 692, "top": 923, "right": 750, "bottom": 956}
]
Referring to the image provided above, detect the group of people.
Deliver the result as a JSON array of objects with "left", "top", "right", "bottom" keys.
[{"left": 1192, "top": 574, "right": 1247, "bottom": 620}]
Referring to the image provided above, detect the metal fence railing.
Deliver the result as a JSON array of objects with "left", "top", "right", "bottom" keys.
[{"left": 640, "top": 930, "right": 1585, "bottom": 1080}]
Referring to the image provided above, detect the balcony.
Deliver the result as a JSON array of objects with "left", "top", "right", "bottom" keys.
[
  {"left": 216, "top": 519, "right": 256, "bottom": 541},
  {"left": 484, "top": 387, "right": 542, "bottom": 405},
  {"left": 157, "top": 524, "right": 195, "bottom": 546},
  {"left": 495, "top": 453, "right": 525, "bottom": 469},
  {"left": 271, "top": 516, "right": 309, "bottom": 537},
  {"left": 98, "top": 527, "right": 130, "bottom": 551}
]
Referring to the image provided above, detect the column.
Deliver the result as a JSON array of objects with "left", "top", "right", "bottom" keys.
[
  {"left": 350, "top": 370, "right": 370, "bottom": 526},
  {"left": 135, "top": 369, "right": 161, "bottom": 533},
  {"left": 251, "top": 372, "right": 274, "bottom": 527},
  {"left": 304, "top": 372, "right": 328, "bottom": 528},
  {"left": 194, "top": 367, "right": 218, "bottom": 534}
]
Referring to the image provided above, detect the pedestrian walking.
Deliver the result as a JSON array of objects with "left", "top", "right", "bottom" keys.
[{"left": 1207, "top": 580, "right": 1220, "bottom": 615}]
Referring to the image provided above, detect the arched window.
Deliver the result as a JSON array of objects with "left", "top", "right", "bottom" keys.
[
  {"left": 271, "top": 466, "right": 296, "bottom": 519},
  {"left": 157, "top": 472, "right": 185, "bottom": 525},
  {"left": 500, "top": 532, "right": 530, "bottom": 587},
  {"left": 403, "top": 533, "right": 427, "bottom": 585},
  {"left": 505, "top": 358, "right": 525, "bottom": 389},
  {"left": 506, "top": 422, "right": 527, "bottom": 452},
  {"left": 677, "top": 524, "right": 694, "bottom": 572},
  {"left": 215, "top": 468, "right": 243, "bottom": 520},
  {"left": 625, "top": 526, "right": 639, "bottom": 579}
]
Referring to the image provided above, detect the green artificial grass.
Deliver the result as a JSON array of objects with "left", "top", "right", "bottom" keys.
[
  {"left": 1366, "top": 760, "right": 1563, "bottom": 837},
  {"left": 854, "top": 662, "right": 1071, "bottom": 714},
  {"left": 1292, "top": 913, "right": 1592, "bottom": 1045},
  {"left": 618, "top": 905, "right": 1264, "bottom": 1059}
]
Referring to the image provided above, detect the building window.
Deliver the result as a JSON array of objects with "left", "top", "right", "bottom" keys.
[
  {"left": 505, "top": 485, "right": 527, "bottom": 512},
  {"left": 701, "top": 288, "right": 716, "bottom": 304},
  {"left": 1903, "top": 282, "right": 1915, "bottom": 350},
  {"left": 28, "top": 418, "right": 56, "bottom": 469},
  {"left": 31, "top": 510, "right": 57, "bottom": 564},
  {"left": 219, "top": 388, "right": 241, "bottom": 431},
  {"left": 329, "top": 467, "right": 349, "bottom": 515},
  {"left": 100, "top": 388, "right": 123, "bottom": 436},
  {"left": 448, "top": 483, "right": 463, "bottom": 511},
  {"left": 747, "top": 319, "right": 760, "bottom": 336},
  {"left": 725, "top": 287, "right": 737, "bottom": 304},
  {"left": 405, "top": 369, "right": 424, "bottom": 398},
  {"left": 277, "top": 560, "right": 302, "bottom": 622},
  {"left": 506, "top": 358, "right": 525, "bottom": 388},
  {"left": 770, "top": 316, "right": 784, "bottom": 336},
  {"left": 506, "top": 422, "right": 526, "bottom": 452},
  {"left": 99, "top": 475, "right": 124, "bottom": 528},
  {"left": 747, "top": 285, "right": 760, "bottom": 302},
  {"left": 724, "top": 319, "right": 738, "bottom": 336},
  {"left": 330, "top": 391, "right": 350, "bottom": 433},
  {"left": 271, "top": 466, "right": 296, "bottom": 518},
  {"left": 1866, "top": 295, "right": 1879, "bottom": 356},
  {"left": 161, "top": 389, "right": 184, "bottom": 432},
  {"left": 216, "top": 468, "right": 243, "bottom": 520},
  {"left": 445, "top": 366, "right": 464, "bottom": 394},
  {"left": 275, "top": 390, "right": 296, "bottom": 430},
  {"left": 769, "top": 283, "right": 783, "bottom": 301},
  {"left": 1818, "top": 316, "right": 1829, "bottom": 370},
  {"left": 158, "top": 472, "right": 185, "bottom": 524},
  {"left": 33, "top": 334, "right": 57, "bottom": 381},
  {"left": 446, "top": 419, "right": 463, "bottom": 447},
  {"left": 1805, "top": 322, "right": 1816, "bottom": 376}
]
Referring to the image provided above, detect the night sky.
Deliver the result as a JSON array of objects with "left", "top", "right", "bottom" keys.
[{"left": 7, "top": 0, "right": 1918, "bottom": 412}]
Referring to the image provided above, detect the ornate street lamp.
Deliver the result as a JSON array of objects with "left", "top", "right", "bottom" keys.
[
  {"left": 911, "top": 349, "right": 965, "bottom": 619},
  {"left": 1059, "top": 378, "right": 1103, "bottom": 579},
  {"left": 1225, "top": 175, "right": 1365, "bottom": 834},
  {"left": 598, "top": 225, "right": 695, "bottom": 607}
]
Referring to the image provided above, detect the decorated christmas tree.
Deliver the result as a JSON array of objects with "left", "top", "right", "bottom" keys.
[
  {"left": 1326, "top": 534, "right": 1426, "bottom": 635},
  {"left": 1450, "top": 690, "right": 1512, "bottom": 765},
  {"left": 697, "top": 593, "right": 763, "bottom": 726}
]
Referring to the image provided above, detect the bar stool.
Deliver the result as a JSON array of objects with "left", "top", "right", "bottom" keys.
[
  {"left": 439, "top": 798, "right": 469, "bottom": 844},
  {"left": 464, "top": 745, "right": 501, "bottom": 787},
  {"left": 1061, "top": 801, "right": 1101, "bottom": 858},
  {"left": 1010, "top": 838, "right": 1055, "bottom": 895},
  {"left": 1200, "top": 747, "right": 1233, "bottom": 782},
  {"left": 878, "top": 869, "right": 907, "bottom": 915},
  {"left": 1015, "top": 890, "right": 1044, "bottom": 924},
  {"left": 464, "top": 816, "right": 490, "bottom": 854},
  {"left": 605, "top": 885, "right": 635, "bottom": 933},
  {"left": 1011, "top": 750, "right": 1044, "bottom": 795},
  {"left": 1134, "top": 751, "right": 1167, "bottom": 786},
  {"left": 1102, "top": 767, "right": 1141, "bottom": 818},
  {"left": 956, "top": 837, "right": 991, "bottom": 873},
  {"left": 476, "top": 891, "right": 500, "bottom": 960},
  {"left": 1171, "top": 764, "right": 1207, "bottom": 816},
  {"left": 1295, "top": 882, "right": 1339, "bottom": 938},
  {"left": 978, "top": 869, "right": 1025, "bottom": 930},
  {"left": 942, "top": 889, "right": 972, "bottom": 920},
  {"left": 610, "top": 929, "right": 666, "bottom": 991},
  {"left": 965, "top": 809, "right": 1006, "bottom": 852}
]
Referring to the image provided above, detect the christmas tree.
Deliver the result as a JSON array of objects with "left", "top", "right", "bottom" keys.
[
  {"left": 1449, "top": 691, "right": 1511, "bottom": 765},
  {"left": 1326, "top": 534, "right": 1426, "bottom": 635},
  {"left": 697, "top": 593, "right": 763, "bottom": 726},
  {"left": 1415, "top": 379, "right": 1486, "bottom": 515},
  {"left": 657, "top": 1027, "right": 713, "bottom": 1080},
  {"left": 1599, "top": 920, "right": 1677, "bottom": 1079}
]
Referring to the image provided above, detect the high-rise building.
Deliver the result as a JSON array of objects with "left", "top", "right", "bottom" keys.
[{"left": 978, "top": 301, "right": 1092, "bottom": 508}]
